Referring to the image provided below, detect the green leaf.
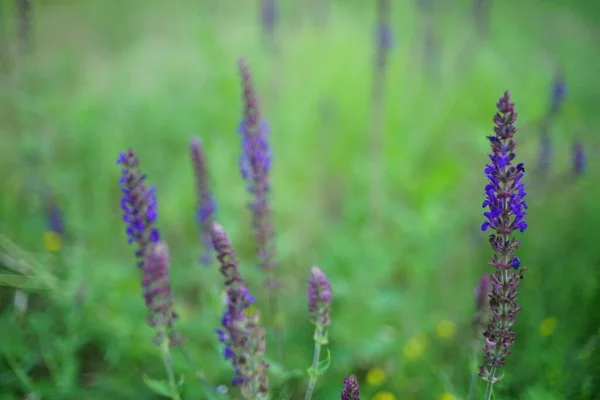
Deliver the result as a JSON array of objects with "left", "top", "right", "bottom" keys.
[
  {"left": 142, "top": 373, "right": 174, "bottom": 398},
  {"left": 316, "top": 348, "right": 331, "bottom": 376}
]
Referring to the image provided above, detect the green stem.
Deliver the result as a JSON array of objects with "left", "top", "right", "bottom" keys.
[
  {"left": 484, "top": 366, "right": 497, "bottom": 400},
  {"left": 304, "top": 324, "right": 324, "bottom": 400},
  {"left": 160, "top": 338, "right": 181, "bottom": 400}
]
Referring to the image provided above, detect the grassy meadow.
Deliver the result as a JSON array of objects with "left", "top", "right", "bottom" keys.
[{"left": 1, "top": 0, "right": 599, "bottom": 399}]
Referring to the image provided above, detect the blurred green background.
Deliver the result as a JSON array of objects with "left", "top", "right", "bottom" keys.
[{"left": 1, "top": 0, "right": 599, "bottom": 399}]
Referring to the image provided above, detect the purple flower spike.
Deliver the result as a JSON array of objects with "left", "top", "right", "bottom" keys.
[
  {"left": 117, "top": 149, "right": 160, "bottom": 269},
  {"left": 143, "top": 241, "right": 179, "bottom": 346},
  {"left": 211, "top": 222, "right": 269, "bottom": 398},
  {"left": 472, "top": 274, "right": 491, "bottom": 334},
  {"left": 307, "top": 266, "right": 332, "bottom": 327},
  {"left": 190, "top": 137, "right": 217, "bottom": 265},
  {"left": 573, "top": 140, "right": 586, "bottom": 176},
  {"left": 376, "top": 0, "right": 392, "bottom": 69},
  {"left": 237, "top": 59, "right": 278, "bottom": 282},
  {"left": 341, "top": 375, "right": 360, "bottom": 400},
  {"left": 479, "top": 91, "right": 527, "bottom": 383},
  {"left": 549, "top": 70, "right": 567, "bottom": 116}
]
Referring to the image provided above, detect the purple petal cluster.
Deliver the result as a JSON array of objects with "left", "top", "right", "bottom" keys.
[
  {"left": 479, "top": 91, "right": 527, "bottom": 382},
  {"left": 143, "top": 241, "right": 179, "bottom": 345},
  {"left": 376, "top": 0, "right": 392, "bottom": 69},
  {"left": 211, "top": 222, "right": 269, "bottom": 397},
  {"left": 341, "top": 375, "right": 360, "bottom": 400},
  {"left": 46, "top": 196, "right": 64, "bottom": 235},
  {"left": 549, "top": 70, "right": 566, "bottom": 116},
  {"left": 573, "top": 140, "right": 586, "bottom": 176},
  {"left": 308, "top": 266, "right": 332, "bottom": 327},
  {"left": 237, "top": 59, "right": 277, "bottom": 277},
  {"left": 118, "top": 150, "right": 160, "bottom": 268},
  {"left": 190, "top": 138, "right": 217, "bottom": 265},
  {"left": 472, "top": 274, "right": 491, "bottom": 334}
]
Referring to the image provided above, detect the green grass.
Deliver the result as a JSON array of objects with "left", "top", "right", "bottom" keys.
[{"left": 1, "top": 0, "right": 599, "bottom": 399}]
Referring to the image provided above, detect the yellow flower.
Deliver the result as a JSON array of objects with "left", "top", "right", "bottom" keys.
[
  {"left": 539, "top": 317, "right": 557, "bottom": 337},
  {"left": 403, "top": 333, "right": 427, "bottom": 361},
  {"left": 436, "top": 320, "right": 456, "bottom": 340},
  {"left": 244, "top": 304, "right": 258, "bottom": 317},
  {"left": 42, "top": 231, "right": 62, "bottom": 252},
  {"left": 372, "top": 391, "right": 396, "bottom": 400},
  {"left": 437, "top": 393, "right": 456, "bottom": 400},
  {"left": 366, "top": 367, "right": 386, "bottom": 386}
]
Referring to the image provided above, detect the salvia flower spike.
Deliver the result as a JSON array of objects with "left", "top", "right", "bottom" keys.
[
  {"left": 305, "top": 266, "right": 332, "bottom": 400},
  {"left": 340, "top": 375, "right": 360, "bottom": 400},
  {"left": 211, "top": 222, "right": 269, "bottom": 399},
  {"left": 143, "top": 241, "right": 179, "bottom": 346},
  {"left": 118, "top": 149, "right": 160, "bottom": 269},
  {"left": 190, "top": 137, "right": 217, "bottom": 265},
  {"left": 237, "top": 58, "right": 279, "bottom": 298},
  {"left": 479, "top": 92, "right": 528, "bottom": 396},
  {"left": 573, "top": 139, "right": 586, "bottom": 176}
]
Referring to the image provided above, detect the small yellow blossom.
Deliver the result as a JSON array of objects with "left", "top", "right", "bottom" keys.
[
  {"left": 372, "top": 391, "right": 396, "bottom": 400},
  {"left": 42, "top": 231, "right": 62, "bottom": 252},
  {"left": 366, "top": 367, "right": 386, "bottom": 386},
  {"left": 438, "top": 393, "right": 456, "bottom": 400},
  {"left": 244, "top": 304, "right": 258, "bottom": 317},
  {"left": 436, "top": 320, "right": 456, "bottom": 340},
  {"left": 403, "top": 333, "right": 427, "bottom": 361},
  {"left": 539, "top": 317, "right": 557, "bottom": 337}
]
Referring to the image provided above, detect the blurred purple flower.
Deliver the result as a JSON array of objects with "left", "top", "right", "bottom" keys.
[
  {"left": 211, "top": 222, "right": 269, "bottom": 397},
  {"left": 143, "top": 241, "right": 179, "bottom": 346},
  {"left": 308, "top": 266, "right": 332, "bottom": 327},
  {"left": 117, "top": 149, "right": 160, "bottom": 268},
  {"left": 549, "top": 71, "right": 567, "bottom": 116},
  {"left": 237, "top": 58, "right": 278, "bottom": 279},
  {"left": 341, "top": 375, "right": 360, "bottom": 400},
  {"left": 479, "top": 91, "right": 527, "bottom": 383},
  {"left": 573, "top": 140, "right": 586, "bottom": 176},
  {"left": 375, "top": 0, "right": 392, "bottom": 69},
  {"left": 190, "top": 137, "right": 217, "bottom": 265},
  {"left": 46, "top": 197, "right": 64, "bottom": 235}
]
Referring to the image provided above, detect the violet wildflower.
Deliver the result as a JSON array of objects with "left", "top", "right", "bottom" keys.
[
  {"left": 340, "top": 375, "right": 360, "bottom": 400},
  {"left": 370, "top": 0, "right": 392, "bottom": 226},
  {"left": 479, "top": 92, "right": 527, "bottom": 396},
  {"left": 261, "top": 0, "right": 277, "bottom": 50},
  {"left": 143, "top": 241, "right": 179, "bottom": 346},
  {"left": 549, "top": 70, "right": 567, "bottom": 117},
  {"left": 190, "top": 137, "right": 217, "bottom": 265},
  {"left": 473, "top": 274, "right": 491, "bottom": 333},
  {"left": 305, "top": 266, "right": 332, "bottom": 400},
  {"left": 46, "top": 198, "right": 64, "bottom": 236},
  {"left": 573, "top": 140, "right": 586, "bottom": 176},
  {"left": 117, "top": 149, "right": 160, "bottom": 269},
  {"left": 375, "top": 0, "right": 392, "bottom": 70},
  {"left": 237, "top": 59, "right": 278, "bottom": 285},
  {"left": 211, "top": 222, "right": 269, "bottom": 399}
]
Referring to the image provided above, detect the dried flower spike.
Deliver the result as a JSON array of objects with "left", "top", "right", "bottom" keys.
[
  {"left": 143, "top": 241, "right": 179, "bottom": 345},
  {"left": 211, "top": 222, "right": 269, "bottom": 399},
  {"left": 479, "top": 91, "right": 527, "bottom": 392},
  {"left": 341, "top": 375, "right": 360, "bottom": 400},
  {"left": 118, "top": 150, "right": 160, "bottom": 268},
  {"left": 190, "top": 137, "right": 217, "bottom": 265}
]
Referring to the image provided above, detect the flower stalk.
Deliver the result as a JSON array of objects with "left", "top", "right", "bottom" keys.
[
  {"left": 305, "top": 266, "right": 332, "bottom": 400},
  {"left": 479, "top": 92, "right": 528, "bottom": 398}
]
